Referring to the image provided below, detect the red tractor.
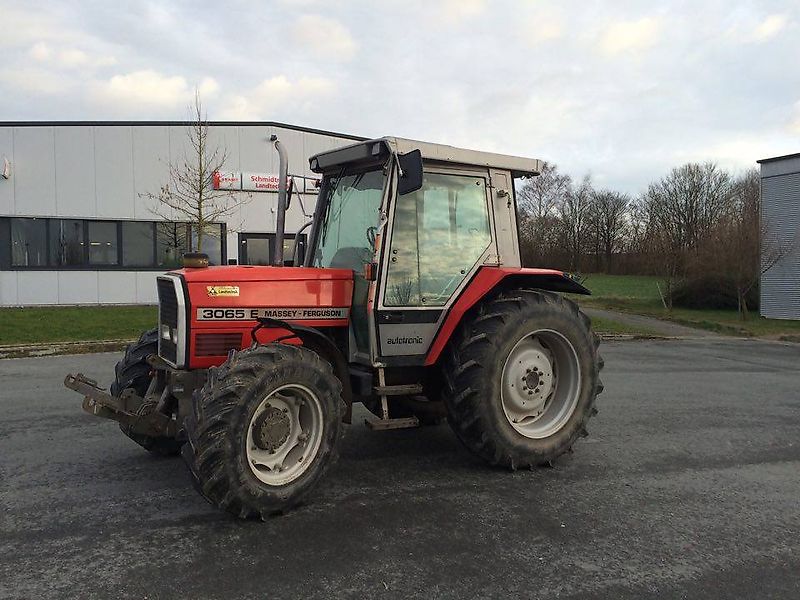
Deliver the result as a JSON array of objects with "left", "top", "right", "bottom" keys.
[{"left": 65, "top": 137, "right": 603, "bottom": 519}]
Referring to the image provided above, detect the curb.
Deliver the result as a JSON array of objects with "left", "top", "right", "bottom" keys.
[{"left": 0, "top": 339, "right": 133, "bottom": 360}]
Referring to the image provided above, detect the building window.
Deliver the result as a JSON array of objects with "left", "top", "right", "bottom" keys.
[
  {"left": 10, "top": 218, "right": 47, "bottom": 267},
  {"left": 192, "top": 223, "right": 223, "bottom": 265},
  {"left": 122, "top": 221, "right": 155, "bottom": 267},
  {"left": 87, "top": 221, "right": 119, "bottom": 265},
  {"left": 156, "top": 222, "right": 191, "bottom": 268},
  {"left": 238, "top": 233, "right": 306, "bottom": 266},
  {"left": 49, "top": 219, "right": 85, "bottom": 266},
  {"left": 2, "top": 217, "right": 225, "bottom": 271}
]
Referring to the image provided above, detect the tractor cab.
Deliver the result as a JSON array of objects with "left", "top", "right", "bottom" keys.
[{"left": 306, "top": 137, "right": 556, "bottom": 366}]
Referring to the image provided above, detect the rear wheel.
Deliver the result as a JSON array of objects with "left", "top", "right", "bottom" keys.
[
  {"left": 182, "top": 344, "right": 344, "bottom": 519},
  {"left": 441, "top": 289, "right": 603, "bottom": 468},
  {"left": 111, "top": 328, "right": 182, "bottom": 457}
]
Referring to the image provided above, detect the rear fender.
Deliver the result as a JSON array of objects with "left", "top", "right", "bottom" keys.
[{"left": 423, "top": 267, "right": 590, "bottom": 366}]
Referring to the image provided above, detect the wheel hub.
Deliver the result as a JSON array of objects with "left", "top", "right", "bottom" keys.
[
  {"left": 246, "top": 384, "right": 325, "bottom": 487},
  {"left": 524, "top": 370, "right": 541, "bottom": 390},
  {"left": 503, "top": 341, "right": 554, "bottom": 418},
  {"left": 252, "top": 406, "right": 291, "bottom": 452},
  {"left": 500, "top": 329, "right": 581, "bottom": 439}
]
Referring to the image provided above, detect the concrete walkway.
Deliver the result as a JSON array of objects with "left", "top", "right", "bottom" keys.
[{"left": 583, "top": 306, "right": 718, "bottom": 338}]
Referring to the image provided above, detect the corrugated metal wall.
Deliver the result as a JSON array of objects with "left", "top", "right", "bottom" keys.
[
  {"left": 760, "top": 168, "right": 800, "bottom": 320},
  {"left": 0, "top": 123, "right": 357, "bottom": 306}
]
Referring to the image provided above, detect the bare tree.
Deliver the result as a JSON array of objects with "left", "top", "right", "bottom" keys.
[
  {"left": 516, "top": 162, "right": 571, "bottom": 267},
  {"left": 142, "top": 92, "right": 247, "bottom": 261},
  {"left": 641, "top": 162, "right": 733, "bottom": 308},
  {"left": 517, "top": 162, "right": 571, "bottom": 221},
  {"left": 557, "top": 175, "right": 593, "bottom": 271},
  {"left": 644, "top": 162, "right": 731, "bottom": 250},
  {"left": 586, "top": 189, "right": 630, "bottom": 273},
  {"left": 702, "top": 169, "right": 795, "bottom": 319}
]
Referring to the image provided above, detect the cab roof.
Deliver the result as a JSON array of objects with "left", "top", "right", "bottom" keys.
[{"left": 309, "top": 136, "right": 544, "bottom": 178}]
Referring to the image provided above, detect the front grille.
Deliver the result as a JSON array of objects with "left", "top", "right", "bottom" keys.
[
  {"left": 157, "top": 278, "right": 179, "bottom": 364},
  {"left": 195, "top": 333, "right": 243, "bottom": 357}
]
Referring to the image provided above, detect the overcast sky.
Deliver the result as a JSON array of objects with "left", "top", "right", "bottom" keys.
[{"left": 1, "top": 0, "right": 798, "bottom": 192}]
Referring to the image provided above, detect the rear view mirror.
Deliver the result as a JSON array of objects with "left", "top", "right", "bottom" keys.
[{"left": 397, "top": 150, "right": 423, "bottom": 195}]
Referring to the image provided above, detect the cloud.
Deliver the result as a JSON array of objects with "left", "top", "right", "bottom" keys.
[
  {"left": 751, "top": 14, "right": 789, "bottom": 42},
  {"left": 198, "top": 77, "right": 220, "bottom": 97},
  {"left": 90, "top": 70, "right": 208, "bottom": 109},
  {"left": 519, "top": 14, "right": 564, "bottom": 46},
  {"left": 219, "top": 75, "right": 336, "bottom": 120},
  {"left": 600, "top": 17, "right": 661, "bottom": 55},
  {"left": 28, "top": 42, "right": 116, "bottom": 68},
  {"left": 789, "top": 101, "right": 800, "bottom": 134},
  {"left": 1, "top": 1, "right": 800, "bottom": 192},
  {"left": 0, "top": 66, "right": 72, "bottom": 95},
  {"left": 220, "top": 76, "right": 335, "bottom": 120},
  {"left": 292, "top": 15, "right": 357, "bottom": 61},
  {"left": 29, "top": 42, "right": 51, "bottom": 61},
  {"left": 438, "top": 0, "right": 487, "bottom": 24}
]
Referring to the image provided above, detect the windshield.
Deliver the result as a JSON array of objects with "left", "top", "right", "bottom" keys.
[{"left": 313, "top": 168, "right": 384, "bottom": 270}]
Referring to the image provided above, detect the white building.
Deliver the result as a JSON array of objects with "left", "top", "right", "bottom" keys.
[
  {"left": 0, "top": 121, "right": 361, "bottom": 306},
  {"left": 758, "top": 152, "right": 800, "bottom": 320}
]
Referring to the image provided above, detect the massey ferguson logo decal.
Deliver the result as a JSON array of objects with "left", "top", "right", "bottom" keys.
[
  {"left": 386, "top": 335, "right": 425, "bottom": 345},
  {"left": 197, "top": 307, "right": 349, "bottom": 321}
]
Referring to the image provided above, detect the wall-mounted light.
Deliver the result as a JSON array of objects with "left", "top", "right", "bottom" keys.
[{"left": 2, "top": 156, "right": 10, "bottom": 179}]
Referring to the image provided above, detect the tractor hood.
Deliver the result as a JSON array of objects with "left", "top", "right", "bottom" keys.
[
  {"left": 175, "top": 266, "right": 355, "bottom": 319},
  {"left": 177, "top": 265, "right": 354, "bottom": 284},
  {"left": 162, "top": 266, "right": 355, "bottom": 369}
]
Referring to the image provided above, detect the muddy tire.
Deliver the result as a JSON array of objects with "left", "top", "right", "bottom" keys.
[
  {"left": 182, "top": 344, "right": 344, "bottom": 519},
  {"left": 111, "top": 328, "right": 182, "bottom": 457},
  {"left": 111, "top": 328, "right": 158, "bottom": 398},
  {"left": 441, "top": 289, "right": 603, "bottom": 468}
]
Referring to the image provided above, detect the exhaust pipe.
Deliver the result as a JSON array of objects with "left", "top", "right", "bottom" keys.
[{"left": 271, "top": 134, "right": 288, "bottom": 266}]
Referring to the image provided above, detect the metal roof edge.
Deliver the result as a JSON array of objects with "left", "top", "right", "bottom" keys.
[
  {"left": 757, "top": 152, "right": 800, "bottom": 164},
  {"left": 0, "top": 120, "right": 367, "bottom": 141}
]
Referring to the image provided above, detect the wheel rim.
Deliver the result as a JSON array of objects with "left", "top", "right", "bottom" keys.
[
  {"left": 246, "top": 383, "right": 324, "bottom": 486},
  {"left": 500, "top": 329, "right": 581, "bottom": 439}
]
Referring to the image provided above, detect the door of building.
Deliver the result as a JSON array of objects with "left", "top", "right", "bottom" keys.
[{"left": 238, "top": 233, "right": 306, "bottom": 266}]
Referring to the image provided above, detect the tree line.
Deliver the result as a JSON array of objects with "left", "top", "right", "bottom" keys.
[{"left": 516, "top": 162, "right": 792, "bottom": 318}]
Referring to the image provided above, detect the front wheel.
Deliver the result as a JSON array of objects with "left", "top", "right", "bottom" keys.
[
  {"left": 182, "top": 344, "right": 344, "bottom": 519},
  {"left": 111, "top": 327, "right": 182, "bottom": 456},
  {"left": 441, "top": 289, "right": 603, "bottom": 468}
]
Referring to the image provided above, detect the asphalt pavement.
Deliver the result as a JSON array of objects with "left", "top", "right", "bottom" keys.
[{"left": 1, "top": 339, "right": 799, "bottom": 599}]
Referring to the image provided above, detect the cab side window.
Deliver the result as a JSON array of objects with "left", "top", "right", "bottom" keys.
[{"left": 385, "top": 172, "right": 492, "bottom": 306}]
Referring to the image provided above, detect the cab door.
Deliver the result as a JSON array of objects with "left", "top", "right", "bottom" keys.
[{"left": 375, "top": 167, "right": 497, "bottom": 361}]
